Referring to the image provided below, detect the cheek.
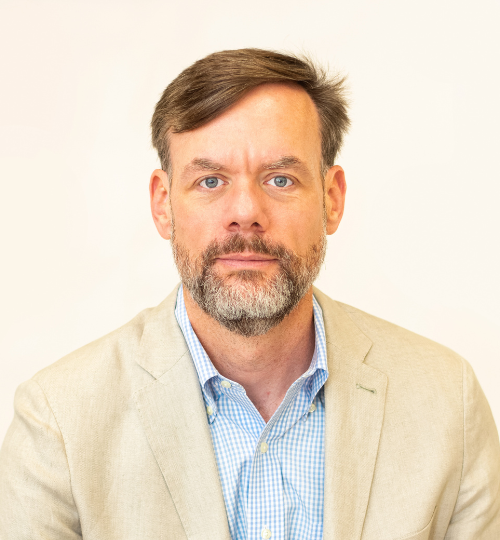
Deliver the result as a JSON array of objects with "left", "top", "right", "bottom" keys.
[
  {"left": 296, "top": 219, "right": 325, "bottom": 248},
  {"left": 272, "top": 205, "right": 324, "bottom": 252},
  {"left": 172, "top": 201, "right": 220, "bottom": 248},
  {"left": 283, "top": 195, "right": 324, "bottom": 229}
]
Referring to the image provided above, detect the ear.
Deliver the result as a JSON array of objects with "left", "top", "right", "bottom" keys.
[
  {"left": 324, "top": 165, "right": 346, "bottom": 235},
  {"left": 150, "top": 169, "right": 172, "bottom": 240}
]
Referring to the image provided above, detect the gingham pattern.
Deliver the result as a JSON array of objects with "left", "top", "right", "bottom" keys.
[{"left": 175, "top": 285, "right": 328, "bottom": 540}]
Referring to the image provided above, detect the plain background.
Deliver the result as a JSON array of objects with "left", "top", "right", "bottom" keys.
[{"left": 1, "top": 0, "right": 499, "bottom": 444}]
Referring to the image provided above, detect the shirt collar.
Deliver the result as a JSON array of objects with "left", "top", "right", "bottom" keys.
[{"left": 174, "top": 284, "right": 328, "bottom": 394}]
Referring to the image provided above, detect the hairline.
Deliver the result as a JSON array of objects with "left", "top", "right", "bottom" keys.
[{"left": 163, "top": 82, "right": 330, "bottom": 186}]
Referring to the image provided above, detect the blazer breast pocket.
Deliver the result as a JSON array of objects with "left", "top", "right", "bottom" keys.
[{"left": 392, "top": 506, "right": 437, "bottom": 540}]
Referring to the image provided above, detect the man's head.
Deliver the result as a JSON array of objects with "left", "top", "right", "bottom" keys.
[
  {"left": 150, "top": 49, "right": 349, "bottom": 336},
  {"left": 151, "top": 48, "right": 350, "bottom": 178}
]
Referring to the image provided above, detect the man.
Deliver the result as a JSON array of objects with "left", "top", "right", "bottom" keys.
[{"left": 0, "top": 48, "right": 499, "bottom": 539}]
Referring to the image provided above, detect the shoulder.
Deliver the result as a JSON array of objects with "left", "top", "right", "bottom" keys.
[
  {"left": 31, "top": 306, "right": 153, "bottom": 397},
  {"left": 314, "top": 287, "right": 465, "bottom": 389},
  {"left": 29, "top": 285, "right": 181, "bottom": 401},
  {"left": 343, "top": 301, "right": 461, "bottom": 367}
]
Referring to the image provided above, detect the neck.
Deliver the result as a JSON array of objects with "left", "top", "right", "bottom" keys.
[{"left": 183, "top": 286, "right": 316, "bottom": 422}]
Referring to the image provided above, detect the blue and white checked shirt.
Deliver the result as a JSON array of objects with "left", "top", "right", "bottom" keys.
[{"left": 175, "top": 285, "right": 328, "bottom": 540}]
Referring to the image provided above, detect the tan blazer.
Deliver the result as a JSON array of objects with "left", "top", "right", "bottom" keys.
[{"left": 1, "top": 285, "right": 499, "bottom": 539}]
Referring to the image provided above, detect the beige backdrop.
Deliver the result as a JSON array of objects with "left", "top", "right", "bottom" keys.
[{"left": 1, "top": 0, "right": 499, "bottom": 443}]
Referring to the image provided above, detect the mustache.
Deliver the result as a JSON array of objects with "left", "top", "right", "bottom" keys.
[{"left": 201, "top": 234, "right": 293, "bottom": 266}]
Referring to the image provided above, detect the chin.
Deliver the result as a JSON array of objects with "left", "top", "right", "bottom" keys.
[{"left": 224, "top": 269, "right": 268, "bottom": 283}]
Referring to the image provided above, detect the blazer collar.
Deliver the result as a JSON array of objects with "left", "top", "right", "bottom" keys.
[{"left": 135, "top": 284, "right": 188, "bottom": 379}]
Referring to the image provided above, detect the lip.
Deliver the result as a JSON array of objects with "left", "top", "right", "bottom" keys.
[
  {"left": 216, "top": 252, "right": 277, "bottom": 262},
  {"left": 215, "top": 252, "right": 278, "bottom": 269}
]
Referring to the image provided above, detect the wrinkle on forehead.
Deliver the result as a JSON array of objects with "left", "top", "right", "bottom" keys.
[{"left": 172, "top": 83, "right": 323, "bottom": 182}]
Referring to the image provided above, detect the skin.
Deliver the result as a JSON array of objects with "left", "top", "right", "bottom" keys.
[{"left": 150, "top": 82, "right": 346, "bottom": 422}]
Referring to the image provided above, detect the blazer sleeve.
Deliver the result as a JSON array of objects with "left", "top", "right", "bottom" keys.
[
  {"left": 0, "top": 379, "right": 81, "bottom": 539},
  {"left": 445, "top": 359, "right": 500, "bottom": 539}
]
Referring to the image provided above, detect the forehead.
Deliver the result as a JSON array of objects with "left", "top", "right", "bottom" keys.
[{"left": 169, "top": 83, "right": 322, "bottom": 172}]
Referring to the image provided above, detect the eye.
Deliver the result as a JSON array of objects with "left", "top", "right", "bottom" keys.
[
  {"left": 267, "top": 175, "right": 293, "bottom": 188},
  {"left": 200, "top": 176, "right": 223, "bottom": 189}
]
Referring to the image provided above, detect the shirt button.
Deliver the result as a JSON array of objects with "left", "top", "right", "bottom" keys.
[
  {"left": 261, "top": 528, "right": 272, "bottom": 539},
  {"left": 260, "top": 442, "right": 269, "bottom": 454},
  {"left": 206, "top": 406, "right": 214, "bottom": 416},
  {"left": 309, "top": 403, "right": 316, "bottom": 413},
  {"left": 221, "top": 380, "right": 231, "bottom": 389}
]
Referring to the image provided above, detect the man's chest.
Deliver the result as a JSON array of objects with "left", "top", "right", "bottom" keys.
[{"left": 207, "top": 387, "right": 326, "bottom": 540}]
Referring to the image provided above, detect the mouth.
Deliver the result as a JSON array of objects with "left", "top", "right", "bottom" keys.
[{"left": 215, "top": 252, "right": 279, "bottom": 269}]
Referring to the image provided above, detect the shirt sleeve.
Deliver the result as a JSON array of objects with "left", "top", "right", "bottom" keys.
[
  {"left": 445, "top": 358, "right": 500, "bottom": 538},
  {"left": 0, "top": 378, "right": 82, "bottom": 539}
]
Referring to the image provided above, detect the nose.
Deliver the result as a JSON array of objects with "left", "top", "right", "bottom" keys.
[{"left": 223, "top": 178, "right": 269, "bottom": 234}]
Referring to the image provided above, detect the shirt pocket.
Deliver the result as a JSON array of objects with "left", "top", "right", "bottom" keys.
[{"left": 392, "top": 506, "right": 437, "bottom": 540}]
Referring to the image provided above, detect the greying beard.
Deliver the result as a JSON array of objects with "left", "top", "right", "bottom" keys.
[{"left": 171, "top": 232, "right": 326, "bottom": 337}]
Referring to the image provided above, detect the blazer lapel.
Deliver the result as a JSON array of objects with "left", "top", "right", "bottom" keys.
[
  {"left": 314, "top": 288, "right": 388, "bottom": 540},
  {"left": 133, "top": 285, "right": 231, "bottom": 540},
  {"left": 133, "top": 284, "right": 386, "bottom": 540}
]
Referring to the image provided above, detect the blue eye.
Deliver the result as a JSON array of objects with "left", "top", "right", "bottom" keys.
[
  {"left": 200, "top": 177, "right": 222, "bottom": 189},
  {"left": 269, "top": 176, "right": 292, "bottom": 187}
]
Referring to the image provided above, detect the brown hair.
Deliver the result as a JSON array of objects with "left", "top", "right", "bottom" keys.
[{"left": 151, "top": 48, "right": 350, "bottom": 177}]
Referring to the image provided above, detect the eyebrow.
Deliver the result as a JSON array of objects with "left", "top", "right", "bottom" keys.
[
  {"left": 262, "top": 156, "right": 305, "bottom": 170},
  {"left": 183, "top": 158, "right": 224, "bottom": 174},
  {"left": 183, "top": 155, "right": 307, "bottom": 175}
]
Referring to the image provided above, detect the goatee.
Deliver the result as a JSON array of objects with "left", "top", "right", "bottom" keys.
[{"left": 172, "top": 232, "right": 326, "bottom": 337}]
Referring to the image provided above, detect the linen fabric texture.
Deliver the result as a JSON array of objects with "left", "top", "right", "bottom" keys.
[{"left": 0, "top": 285, "right": 499, "bottom": 539}]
